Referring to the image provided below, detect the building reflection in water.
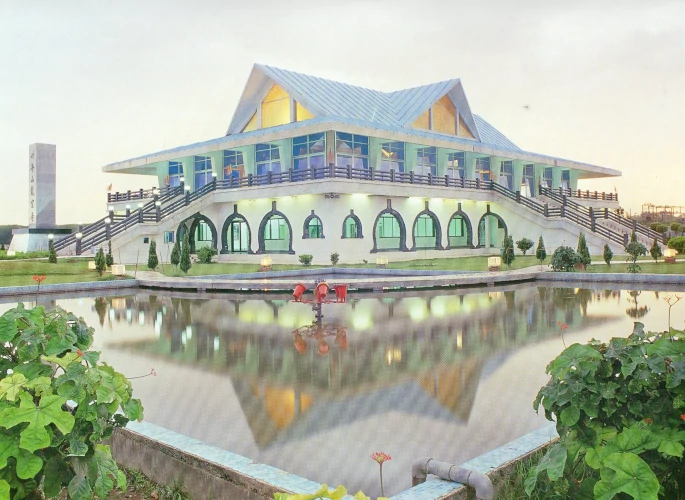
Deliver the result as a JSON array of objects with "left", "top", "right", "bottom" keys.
[{"left": 97, "top": 286, "right": 621, "bottom": 449}]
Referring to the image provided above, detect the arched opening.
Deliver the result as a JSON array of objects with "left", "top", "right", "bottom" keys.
[
  {"left": 342, "top": 211, "right": 363, "bottom": 239},
  {"left": 302, "top": 211, "right": 324, "bottom": 239},
  {"left": 258, "top": 206, "right": 294, "bottom": 254},
  {"left": 221, "top": 210, "right": 252, "bottom": 254},
  {"left": 446, "top": 211, "right": 473, "bottom": 248},
  {"left": 372, "top": 208, "right": 407, "bottom": 252},
  {"left": 412, "top": 210, "right": 442, "bottom": 250},
  {"left": 477, "top": 212, "right": 507, "bottom": 249},
  {"left": 177, "top": 214, "right": 218, "bottom": 253}
]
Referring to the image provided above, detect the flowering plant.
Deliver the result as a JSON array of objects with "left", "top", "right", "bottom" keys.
[{"left": 371, "top": 452, "right": 391, "bottom": 497}]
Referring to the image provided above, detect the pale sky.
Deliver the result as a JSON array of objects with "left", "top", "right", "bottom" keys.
[{"left": 1, "top": 0, "right": 684, "bottom": 225}]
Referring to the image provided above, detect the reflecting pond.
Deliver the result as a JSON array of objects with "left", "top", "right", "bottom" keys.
[{"left": 2, "top": 284, "right": 684, "bottom": 497}]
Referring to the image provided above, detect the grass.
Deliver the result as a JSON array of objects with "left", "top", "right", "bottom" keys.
[
  {"left": 495, "top": 449, "right": 545, "bottom": 499},
  {"left": 585, "top": 261, "right": 685, "bottom": 274},
  {"left": 159, "top": 255, "right": 545, "bottom": 276},
  {"left": 0, "top": 259, "right": 130, "bottom": 286}
]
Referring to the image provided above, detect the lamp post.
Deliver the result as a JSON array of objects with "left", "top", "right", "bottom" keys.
[
  {"left": 184, "top": 184, "right": 191, "bottom": 206},
  {"left": 75, "top": 232, "right": 83, "bottom": 256},
  {"left": 104, "top": 217, "right": 111, "bottom": 240},
  {"left": 125, "top": 204, "right": 131, "bottom": 218},
  {"left": 155, "top": 200, "right": 161, "bottom": 222},
  {"left": 179, "top": 176, "right": 185, "bottom": 192},
  {"left": 212, "top": 171, "right": 217, "bottom": 190}
]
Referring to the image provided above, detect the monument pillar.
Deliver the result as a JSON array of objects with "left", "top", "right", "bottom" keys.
[{"left": 9, "top": 144, "right": 71, "bottom": 253}]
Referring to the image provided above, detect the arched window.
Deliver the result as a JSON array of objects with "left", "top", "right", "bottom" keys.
[
  {"left": 411, "top": 210, "right": 442, "bottom": 250},
  {"left": 477, "top": 212, "right": 507, "bottom": 248},
  {"left": 447, "top": 212, "right": 473, "bottom": 249},
  {"left": 303, "top": 211, "right": 324, "bottom": 239},
  {"left": 342, "top": 212, "right": 362, "bottom": 239},
  {"left": 258, "top": 204, "right": 294, "bottom": 254}
]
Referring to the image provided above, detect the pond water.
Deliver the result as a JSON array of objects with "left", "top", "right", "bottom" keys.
[{"left": 2, "top": 284, "right": 684, "bottom": 497}]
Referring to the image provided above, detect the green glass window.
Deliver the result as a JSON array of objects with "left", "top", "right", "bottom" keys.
[
  {"left": 264, "top": 216, "right": 286, "bottom": 240},
  {"left": 414, "top": 214, "right": 435, "bottom": 237},
  {"left": 378, "top": 214, "right": 400, "bottom": 238}
]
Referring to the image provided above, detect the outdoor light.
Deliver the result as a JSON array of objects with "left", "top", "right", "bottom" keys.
[
  {"left": 260, "top": 257, "right": 272, "bottom": 271},
  {"left": 152, "top": 188, "right": 160, "bottom": 196},
  {"left": 665, "top": 248, "right": 677, "bottom": 263},
  {"left": 107, "top": 206, "right": 113, "bottom": 211},
  {"left": 211, "top": 172, "right": 217, "bottom": 177},
  {"left": 104, "top": 218, "right": 111, "bottom": 224},
  {"left": 75, "top": 232, "right": 83, "bottom": 239},
  {"left": 125, "top": 204, "right": 131, "bottom": 210},
  {"left": 488, "top": 256, "right": 501, "bottom": 271},
  {"left": 184, "top": 185, "right": 191, "bottom": 191},
  {"left": 179, "top": 176, "right": 185, "bottom": 182},
  {"left": 155, "top": 201, "right": 161, "bottom": 207},
  {"left": 376, "top": 256, "right": 388, "bottom": 268},
  {"left": 48, "top": 234, "right": 54, "bottom": 240},
  {"left": 138, "top": 202, "right": 144, "bottom": 208}
]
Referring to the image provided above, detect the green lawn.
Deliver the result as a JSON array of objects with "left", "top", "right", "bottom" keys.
[
  {"left": 0, "top": 259, "right": 123, "bottom": 287},
  {"left": 584, "top": 261, "right": 685, "bottom": 274},
  {"left": 160, "top": 255, "right": 545, "bottom": 276}
]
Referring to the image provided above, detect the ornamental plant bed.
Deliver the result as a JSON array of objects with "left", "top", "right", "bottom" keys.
[{"left": 526, "top": 323, "right": 685, "bottom": 498}]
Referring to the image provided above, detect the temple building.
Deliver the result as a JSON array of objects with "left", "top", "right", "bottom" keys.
[{"left": 56, "top": 64, "right": 639, "bottom": 262}]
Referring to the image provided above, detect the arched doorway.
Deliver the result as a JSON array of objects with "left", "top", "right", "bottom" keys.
[
  {"left": 446, "top": 211, "right": 473, "bottom": 249},
  {"left": 372, "top": 203, "right": 407, "bottom": 252},
  {"left": 177, "top": 214, "right": 218, "bottom": 253},
  {"left": 258, "top": 202, "right": 295, "bottom": 254},
  {"left": 477, "top": 212, "right": 507, "bottom": 248},
  {"left": 221, "top": 208, "right": 252, "bottom": 254},
  {"left": 411, "top": 210, "right": 442, "bottom": 250}
]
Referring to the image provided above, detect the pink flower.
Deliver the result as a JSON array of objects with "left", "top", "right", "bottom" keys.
[
  {"left": 151, "top": 368, "right": 157, "bottom": 377},
  {"left": 371, "top": 451, "right": 391, "bottom": 464}
]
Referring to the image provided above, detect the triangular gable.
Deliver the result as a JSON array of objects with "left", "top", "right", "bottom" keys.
[{"left": 397, "top": 80, "right": 481, "bottom": 141}]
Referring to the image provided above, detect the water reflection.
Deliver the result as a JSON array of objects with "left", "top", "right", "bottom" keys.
[{"left": 4, "top": 284, "right": 680, "bottom": 497}]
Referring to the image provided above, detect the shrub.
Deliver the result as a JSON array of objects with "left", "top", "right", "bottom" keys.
[
  {"left": 0, "top": 304, "right": 143, "bottom": 500},
  {"left": 655, "top": 223, "right": 668, "bottom": 234},
  {"left": 170, "top": 240, "right": 180, "bottom": 267},
  {"left": 196, "top": 246, "right": 217, "bottom": 264},
  {"left": 668, "top": 236, "right": 685, "bottom": 254},
  {"left": 603, "top": 243, "right": 613, "bottom": 266},
  {"left": 106, "top": 240, "right": 114, "bottom": 268},
  {"left": 650, "top": 222, "right": 660, "bottom": 231},
  {"left": 625, "top": 240, "right": 647, "bottom": 273},
  {"left": 95, "top": 247, "right": 107, "bottom": 276},
  {"left": 535, "top": 236, "right": 546, "bottom": 264},
  {"left": 147, "top": 239, "right": 158, "bottom": 270},
  {"left": 179, "top": 232, "right": 191, "bottom": 274},
  {"left": 48, "top": 239, "right": 57, "bottom": 264},
  {"left": 650, "top": 237, "right": 662, "bottom": 263},
  {"left": 299, "top": 254, "right": 313, "bottom": 266},
  {"left": 550, "top": 246, "right": 579, "bottom": 272},
  {"left": 576, "top": 233, "right": 591, "bottom": 267},
  {"left": 679, "top": 224, "right": 685, "bottom": 235},
  {"left": 330, "top": 252, "right": 339, "bottom": 266},
  {"left": 516, "top": 237, "right": 534, "bottom": 256},
  {"left": 671, "top": 222, "right": 681, "bottom": 232},
  {"left": 527, "top": 324, "right": 685, "bottom": 499}
]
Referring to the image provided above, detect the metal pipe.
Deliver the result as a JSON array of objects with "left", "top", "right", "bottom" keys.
[{"left": 412, "top": 457, "right": 493, "bottom": 500}]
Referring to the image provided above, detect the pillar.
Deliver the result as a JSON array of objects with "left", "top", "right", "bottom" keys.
[
  {"left": 405, "top": 143, "right": 420, "bottom": 174},
  {"left": 181, "top": 156, "right": 194, "bottom": 192},
  {"left": 464, "top": 153, "right": 478, "bottom": 180},
  {"left": 513, "top": 160, "right": 524, "bottom": 193},
  {"left": 570, "top": 170, "right": 579, "bottom": 192},
  {"left": 552, "top": 167, "right": 563, "bottom": 189},
  {"left": 490, "top": 156, "right": 502, "bottom": 184},
  {"left": 484, "top": 215, "right": 491, "bottom": 248},
  {"left": 207, "top": 151, "right": 224, "bottom": 180},
  {"left": 436, "top": 148, "right": 449, "bottom": 177}
]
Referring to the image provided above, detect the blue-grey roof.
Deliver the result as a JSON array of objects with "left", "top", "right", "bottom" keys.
[{"left": 473, "top": 115, "right": 521, "bottom": 151}]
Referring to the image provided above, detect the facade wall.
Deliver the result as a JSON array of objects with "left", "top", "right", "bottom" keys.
[{"left": 103, "top": 190, "right": 620, "bottom": 265}]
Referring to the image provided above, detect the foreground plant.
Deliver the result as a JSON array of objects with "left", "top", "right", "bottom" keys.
[
  {"left": 0, "top": 304, "right": 144, "bottom": 500},
  {"left": 527, "top": 323, "right": 685, "bottom": 498},
  {"left": 274, "top": 484, "right": 383, "bottom": 500}
]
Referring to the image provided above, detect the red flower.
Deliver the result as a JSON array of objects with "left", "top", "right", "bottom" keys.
[
  {"left": 644, "top": 418, "right": 653, "bottom": 424},
  {"left": 557, "top": 321, "right": 568, "bottom": 330},
  {"left": 32, "top": 275, "right": 46, "bottom": 284},
  {"left": 76, "top": 349, "right": 83, "bottom": 357},
  {"left": 151, "top": 368, "right": 157, "bottom": 377},
  {"left": 680, "top": 414, "right": 685, "bottom": 422},
  {"left": 371, "top": 452, "right": 391, "bottom": 464}
]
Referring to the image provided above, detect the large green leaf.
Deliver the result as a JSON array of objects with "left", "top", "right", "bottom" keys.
[
  {"left": 524, "top": 443, "right": 567, "bottom": 496},
  {"left": 0, "top": 373, "right": 27, "bottom": 401},
  {"left": 41, "top": 352, "right": 80, "bottom": 370},
  {"left": 15, "top": 449, "right": 42, "bottom": 480},
  {"left": 0, "top": 480, "right": 9, "bottom": 500},
  {"left": 593, "top": 452, "right": 659, "bottom": 500},
  {"left": 0, "top": 433, "right": 20, "bottom": 469},
  {"left": 0, "top": 393, "right": 75, "bottom": 452},
  {"left": 656, "top": 428, "right": 685, "bottom": 457},
  {"left": 549, "top": 344, "right": 603, "bottom": 377},
  {"left": 44, "top": 329, "right": 77, "bottom": 356},
  {"left": 43, "top": 456, "right": 74, "bottom": 498},
  {"left": 93, "top": 445, "right": 120, "bottom": 498},
  {"left": 0, "top": 314, "right": 18, "bottom": 343},
  {"left": 68, "top": 438, "right": 89, "bottom": 457},
  {"left": 560, "top": 406, "right": 580, "bottom": 426},
  {"left": 23, "top": 377, "right": 52, "bottom": 397},
  {"left": 123, "top": 398, "right": 143, "bottom": 421}
]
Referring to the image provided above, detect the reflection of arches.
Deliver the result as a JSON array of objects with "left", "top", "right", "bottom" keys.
[
  {"left": 220, "top": 206, "right": 253, "bottom": 254},
  {"left": 177, "top": 214, "right": 218, "bottom": 253},
  {"left": 411, "top": 208, "right": 443, "bottom": 250},
  {"left": 341, "top": 210, "right": 363, "bottom": 239},
  {"left": 258, "top": 202, "right": 295, "bottom": 254},
  {"left": 446, "top": 209, "right": 473, "bottom": 249},
  {"left": 302, "top": 210, "right": 324, "bottom": 239},
  {"left": 477, "top": 211, "right": 507, "bottom": 248},
  {"left": 371, "top": 201, "right": 407, "bottom": 253}
]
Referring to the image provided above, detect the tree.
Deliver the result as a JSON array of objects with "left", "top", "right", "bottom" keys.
[
  {"left": 180, "top": 231, "right": 191, "bottom": 274},
  {"left": 625, "top": 240, "right": 647, "bottom": 273},
  {"left": 106, "top": 239, "right": 114, "bottom": 267},
  {"left": 668, "top": 236, "right": 685, "bottom": 254},
  {"left": 535, "top": 236, "right": 547, "bottom": 265},
  {"left": 147, "top": 239, "right": 158, "bottom": 270},
  {"left": 95, "top": 247, "right": 107, "bottom": 276},
  {"left": 603, "top": 244, "right": 613, "bottom": 266},
  {"left": 650, "top": 237, "right": 662, "bottom": 263},
  {"left": 48, "top": 238, "right": 57, "bottom": 263},
  {"left": 630, "top": 230, "right": 637, "bottom": 243},
  {"left": 516, "top": 237, "right": 534, "bottom": 256},
  {"left": 670, "top": 222, "right": 680, "bottom": 232},
  {"left": 170, "top": 239, "right": 181, "bottom": 267},
  {"left": 501, "top": 235, "right": 515, "bottom": 269},
  {"left": 576, "top": 233, "right": 591, "bottom": 267}
]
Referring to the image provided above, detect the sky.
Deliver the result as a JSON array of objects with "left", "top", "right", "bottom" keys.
[{"left": 1, "top": 0, "right": 684, "bottom": 225}]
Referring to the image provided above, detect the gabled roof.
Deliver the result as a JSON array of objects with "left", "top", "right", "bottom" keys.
[{"left": 226, "top": 64, "right": 484, "bottom": 141}]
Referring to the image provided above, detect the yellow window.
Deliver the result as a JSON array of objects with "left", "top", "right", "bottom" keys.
[
  {"left": 433, "top": 95, "right": 456, "bottom": 135},
  {"left": 412, "top": 108, "right": 431, "bottom": 130},
  {"left": 242, "top": 112, "right": 258, "bottom": 133},
  {"left": 261, "top": 84, "right": 291, "bottom": 129},
  {"left": 458, "top": 115, "right": 476, "bottom": 139},
  {"left": 295, "top": 101, "right": 314, "bottom": 121}
]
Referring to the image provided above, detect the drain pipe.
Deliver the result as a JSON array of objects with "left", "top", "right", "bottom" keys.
[{"left": 412, "top": 457, "right": 494, "bottom": 500}]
